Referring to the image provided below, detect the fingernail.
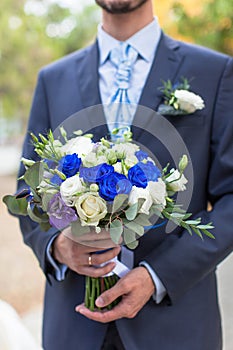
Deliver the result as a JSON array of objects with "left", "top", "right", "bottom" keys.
[{"left": 96, "top": 296, "right": 104, "bottom": 307}]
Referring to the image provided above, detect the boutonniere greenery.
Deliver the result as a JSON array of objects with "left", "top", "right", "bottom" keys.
[{"left": 158, "top": 78, "right": 205, "bottom": 115}]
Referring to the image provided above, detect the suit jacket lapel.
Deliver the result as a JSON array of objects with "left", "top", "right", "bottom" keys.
[
  {"left": 76, "top": 41, "right": 108, "bottom": 140},
  {"left": 132, "top": 33, "right": 184, "bottom": 140}
]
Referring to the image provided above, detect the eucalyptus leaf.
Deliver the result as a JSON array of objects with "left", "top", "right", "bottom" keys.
[
  {"left": 125, "top": 221, "right": 144, "bottom": 236},
  {"left": 125, "top": 203, "right": 138, "bottom": 221},
  {"left": 126, "top": 240, "right": 139, "bottom": 250},
  {"left": 3, "top": 195, "right": 28, "bottom": 216},
  {"left": 42, "top": 192, "right": 56, "bottom": 212},
  {"left": 123, "top": 228, "right": 136, "bottom": 245},
  {"left": 112, "top": 194, "right": 128, "bottom": 213},
  {"left": 24, "top": 162, "right": 44, "bottom": 190},
  {"left": 110, "top": 220, "right": 123, "bottom": 244},
  {"left": 134, "top": 214, "right": 151, "bottom": 227},
  {"left": 27, "top": 203, "right": 48, "bottom": 224}
]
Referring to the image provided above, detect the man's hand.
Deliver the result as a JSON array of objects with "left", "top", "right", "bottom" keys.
[
  {"left": 52, "top": 227, "right": 121, "bottom": 278},
  {"left": 75, "top": 267, "right": 155, "bottom": 322}
]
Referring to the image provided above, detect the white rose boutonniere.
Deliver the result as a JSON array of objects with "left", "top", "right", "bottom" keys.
[
  {"left": 174, "top": 90, "right": 205, "bottom": 114},
  {"left": 158, "top": 78, "right": 205, "bottom": 115}
]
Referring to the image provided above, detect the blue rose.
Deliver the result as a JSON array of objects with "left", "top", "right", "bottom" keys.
[
  {"left": 138, "top": 161, "right": 161, "bottom": 182},
  {"left": 128, "top": 162, "right": 161, "bottom": 188},
  {"left": 99, "top": 172, "right": 132, "bottom": 201},
  {"left": 62, "top": 154, "right": 81, "bottom": 178},
  {"left": 128, "top": 163, "right": 148, "bottom": 188},
  {"left": 80, "top": 163, "right": 114, "bottom": 184},
  {"left": 135, "top": 150, "right": 148, "bottom": 161}
]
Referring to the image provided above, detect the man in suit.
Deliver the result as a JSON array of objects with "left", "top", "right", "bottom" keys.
[{"left": 18, "top": 0, "right": 233, "bottom": 349}]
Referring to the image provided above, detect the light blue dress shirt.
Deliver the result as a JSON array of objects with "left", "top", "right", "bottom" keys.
[{"left": 46, "top": 18, "right": 166, "bottom": 303}]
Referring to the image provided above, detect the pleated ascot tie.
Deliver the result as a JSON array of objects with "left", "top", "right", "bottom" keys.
[{"left": 107, "top": 42, "right": 138, "bottom": 140}]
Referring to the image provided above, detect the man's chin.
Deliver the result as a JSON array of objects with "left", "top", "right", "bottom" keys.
[{"left": 95, "top": 0, "right": 148, "bottom": 14}]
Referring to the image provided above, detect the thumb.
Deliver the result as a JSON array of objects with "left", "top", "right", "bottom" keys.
[{"left": 95, "top": 282, "right": 122, "bottom": 308}]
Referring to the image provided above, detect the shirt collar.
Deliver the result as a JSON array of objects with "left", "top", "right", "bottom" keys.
[{"left": 97, "top": 17, "right": 161, "bottom": 65}]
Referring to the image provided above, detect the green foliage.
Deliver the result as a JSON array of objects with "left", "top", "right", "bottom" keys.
[
  {"left": 173, "top": 0, "right": 233, "bottom": 55},
  {"left": 0, "top": 0, "right": 100, "bottom": 123},
  {"left": 110, "top": 219, "right": 123, "bottom": 244},
  {"left": 23, "top": 162, "right": 44, "bottom": 189},
  {"left": 3, "top": 195, "right": 28, "bottom": 216}
]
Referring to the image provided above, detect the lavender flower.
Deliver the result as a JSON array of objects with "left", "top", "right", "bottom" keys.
[{"left": 48, "top": 192, "right": 78, "bottom": 230}]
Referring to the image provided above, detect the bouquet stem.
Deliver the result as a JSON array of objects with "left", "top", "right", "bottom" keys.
[{"left": 85, "top": 274, "right": 120, "bottom": 311}]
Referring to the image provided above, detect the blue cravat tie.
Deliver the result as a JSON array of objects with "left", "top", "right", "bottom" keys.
[{"left": 107, "top": 42, "right": 138, "bottom": 140}]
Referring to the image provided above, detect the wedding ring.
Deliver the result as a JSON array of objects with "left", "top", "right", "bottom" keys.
[{"left": 88, "top": 254, "right": 92, "bottom": 267}]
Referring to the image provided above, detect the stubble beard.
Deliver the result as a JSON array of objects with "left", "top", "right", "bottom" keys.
[{"left": 95, "top": 0, "right": 148, "bottom": 14}]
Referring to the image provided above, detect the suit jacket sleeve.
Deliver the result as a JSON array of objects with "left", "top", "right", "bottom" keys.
[
  {"left": 17, "top": 70, "right": 59, "bottom": 278},
  {"left": 143, "top": 56, "right": 233, "bottom": 304}
]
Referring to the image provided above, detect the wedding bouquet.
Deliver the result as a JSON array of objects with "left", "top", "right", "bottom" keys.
[{"left": 3, "top": 127, "right": 214, "bottom": 310}]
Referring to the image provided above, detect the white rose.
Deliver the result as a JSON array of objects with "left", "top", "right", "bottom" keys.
[
  {"left": 128, "top": 186, "right": 153, "bottom": 215},
  {"left": 174, "top": 89, "right": 205, "bottom": 113},
  {"left": 75, "top": 193, "right": 107, "bottom": 226},
  {"left": 148, "top": 179, "right": 167, "bottom": 209},
  {"left": 61, "top": 136, "right": 93, "bottom": 158},
  {"left": 166, "top": 169, "right": 188, "bottom": 191},
  {"left": 60, "top": 175, "right": 86, "bottom": 206}
]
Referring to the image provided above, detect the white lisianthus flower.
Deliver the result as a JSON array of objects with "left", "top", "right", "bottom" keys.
[
  {"left": 128, "top": 186, "right": 153, "bottom": 215},
  {"left": 125, "top": 155, "right": 138, "bottom": 169},
  {"left": 166, "top": 169, "right": 188, "bottom": 191},
  {"left": 61, "top": 136, "right": 93, "bottom": 158},
  {"left": 60, "top": 175, "right": 86, "bottom": 206},
  {"left": 174, "top": 90, "right": 205, "bottom": 113},
  {"left": 148, "top": 179, "right": 167, "bottom": 209},
  {"left": 82, "top": 153, "right": 107, "bottom": 167},
  {"left": 112, "top": 143, "right": 139, "bottom": 159},
  {"left": 113, "top": 162, "right": 123, "bottom": 173},
  {"left": 74, "top": 193, "right": 107, "bottom": 226}
]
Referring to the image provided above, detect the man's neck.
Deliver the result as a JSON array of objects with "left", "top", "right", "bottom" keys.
[{"left": 101, "top": 2, "right": 154, "bottom": 41}]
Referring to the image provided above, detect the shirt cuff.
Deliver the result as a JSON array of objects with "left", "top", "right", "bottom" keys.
[
  {"left": 46, "top": 235, "right": 68, "bottom": 281},
  {"left": 139, "top": 261, "right": 167, "bottom": 304}
]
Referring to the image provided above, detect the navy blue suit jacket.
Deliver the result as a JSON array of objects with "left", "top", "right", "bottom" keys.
[{"left": 18, "top": 33, "right": 233, "bottom": 350}]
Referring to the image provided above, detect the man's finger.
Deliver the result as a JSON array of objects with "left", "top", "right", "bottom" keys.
[
  {"left": 75, "top": 303, "right": 125, "bottom": 323},
  {"left": 95, "top": 282, "right": 124, "bottom": 308}
]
